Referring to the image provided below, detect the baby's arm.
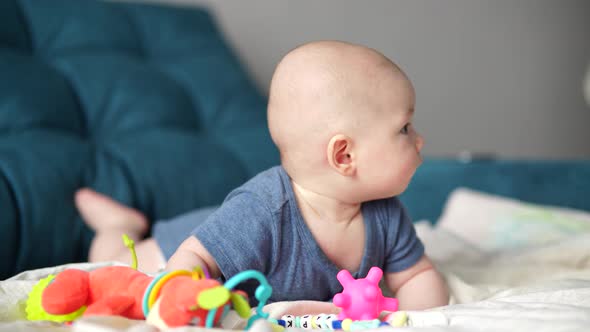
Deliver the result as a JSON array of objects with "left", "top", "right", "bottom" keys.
[
  {"left": 165, "top": 236, "right": 222, "bottom": 279},
  {"left": 384, "top": 255, "right": 448, "bottom": 310}
]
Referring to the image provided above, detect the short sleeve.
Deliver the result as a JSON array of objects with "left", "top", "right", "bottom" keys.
[
  {"left": 191, "top": 191, "right": 275, "bottom": 279},
  {"left": 383, "top": 198, "right": 425, "bottom": 273}
]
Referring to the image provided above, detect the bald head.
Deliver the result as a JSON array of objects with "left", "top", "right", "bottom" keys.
[{"left": 267, "top": 41, "right": 410, "bottom": 176}]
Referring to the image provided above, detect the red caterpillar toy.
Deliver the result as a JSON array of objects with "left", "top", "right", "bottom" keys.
[{"left": 26, "top": 236, "right": 272, "bottom": 329}]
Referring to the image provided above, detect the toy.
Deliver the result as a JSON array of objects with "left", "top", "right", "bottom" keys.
[
  {"left": 26, "top": 265, "right": 230, "bottom": 328},
  {"left": 269, "top": 311, "right": 408, "bottom": 330},
  {"left": 26, "top": 235, "right": 273, "bottom": 329},
  {"left": 332, "top": 266, "right": 399, "bottom": 320},
  {"left": 272, "top": 314, "right": 389, "bottom": 330}
]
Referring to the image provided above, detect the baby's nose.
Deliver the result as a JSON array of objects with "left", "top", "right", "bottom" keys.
[{"left": 416, "top": 133, "right": 425, "bottom": 152}]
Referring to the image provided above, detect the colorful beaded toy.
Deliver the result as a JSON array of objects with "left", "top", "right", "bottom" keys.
[
  {"left": 269, "top": 312, "right": 408, "bottom": 330},
  {"left": 271, "top": 314, "right": 387, "bottom": 330}
]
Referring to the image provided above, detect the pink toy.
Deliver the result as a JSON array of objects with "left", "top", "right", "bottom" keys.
[{"left": 332, "top": 267, "right": 399, "bottom": 320}]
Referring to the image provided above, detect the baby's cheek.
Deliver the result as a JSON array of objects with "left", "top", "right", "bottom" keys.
[{"left": 396, "top": 154, "right": 419, "bottom": 184}]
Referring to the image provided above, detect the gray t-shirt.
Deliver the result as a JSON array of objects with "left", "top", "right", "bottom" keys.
[{"left": 193, "top": 166, "right": 424, "bottom": 303}]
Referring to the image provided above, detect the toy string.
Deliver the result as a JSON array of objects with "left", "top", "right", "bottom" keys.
[
  {"left": 205, "top": 270, "right": 272, "bottom": 329},
  {"left": 122, "top": 234, "right": 138, "bottom": 270}
]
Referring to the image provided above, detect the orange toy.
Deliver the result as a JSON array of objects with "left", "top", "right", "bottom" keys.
[
  {"left": 25, "top": 236, "right": 257, "bottom": 329},
  {"left": 27, "top": 266, "right": 240, "bottom": 328}
]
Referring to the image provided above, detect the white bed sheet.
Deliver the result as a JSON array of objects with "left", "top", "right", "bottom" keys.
[{"left": 2, "top": 191, "right": 590, "bottom": 331}]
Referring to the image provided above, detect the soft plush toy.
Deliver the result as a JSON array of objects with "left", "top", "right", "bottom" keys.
[
  {"left": 25, "top": 266, "right": 250, "bottom": 328},
  {"left": 25, "top": 236, "right": 272, "bottom": 329}
]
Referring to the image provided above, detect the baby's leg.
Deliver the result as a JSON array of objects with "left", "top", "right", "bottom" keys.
[{"left": 75, "top": 189, "right": 166, "bottom": 273}]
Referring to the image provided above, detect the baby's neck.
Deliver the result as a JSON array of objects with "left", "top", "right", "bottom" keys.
[
  {"left": 291, "top": 180, "right": 365, "bottom": 272},
  {"left": 291, "top": 180, "right": 361, "bottom": 225}
]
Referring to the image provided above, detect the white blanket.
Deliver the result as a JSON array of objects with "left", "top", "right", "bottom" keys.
[{"left": 2, "top": 189, "right": 590, "bottom": 331}]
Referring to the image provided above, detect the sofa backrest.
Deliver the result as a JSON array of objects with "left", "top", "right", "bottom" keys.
[
  {"left": 0, "top": 0, "right": 279, "bottom": 279},
  {"left": 401, "top": 159, "right": 590, "bottom": 223}
]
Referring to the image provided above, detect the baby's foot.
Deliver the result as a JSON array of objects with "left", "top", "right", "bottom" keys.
[{"left": 75, "top": 188, "right": 149, "bottom": 238}]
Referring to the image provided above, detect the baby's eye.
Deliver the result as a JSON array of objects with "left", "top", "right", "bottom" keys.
[{"left": 400, "top": 123, "right": 410, "bottom": 134}]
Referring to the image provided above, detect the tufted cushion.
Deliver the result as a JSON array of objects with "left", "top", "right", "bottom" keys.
[{"left": 0, "top": 0, "right": 279, "bottom": 279}]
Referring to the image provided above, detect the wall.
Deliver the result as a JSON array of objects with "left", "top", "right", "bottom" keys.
[{"left": 126, "top": 0, "right": 590, "bottom": 158}]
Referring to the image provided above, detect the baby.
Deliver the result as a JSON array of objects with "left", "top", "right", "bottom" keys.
[{"left": 76, "top": 41, "right": 449, "bottom": 310}]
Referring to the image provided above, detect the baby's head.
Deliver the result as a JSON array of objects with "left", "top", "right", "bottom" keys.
[{"left": 268, "top": 41, "right": 424, "bottom": 203}]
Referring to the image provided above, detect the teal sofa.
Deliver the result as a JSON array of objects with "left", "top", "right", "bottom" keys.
[
  {"left": 0, "top": 0, "right": 280, "bottom": 279},
  {"left": 1, "top": 0, "right": 589, "bottom": 280}
]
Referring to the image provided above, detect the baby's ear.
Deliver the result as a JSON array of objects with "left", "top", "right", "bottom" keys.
[{"left": 327, "top": 134, "right": 355, "bottom": 176}]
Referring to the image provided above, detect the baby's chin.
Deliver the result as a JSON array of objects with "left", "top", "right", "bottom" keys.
[
  {"left": 386, "top": 175, "right": 416, "bottom": 198},
  {"left": 390, "top": 185, "right": 409, "bottom": 198},
  {"left": 369, "top": 185, "right": 407, "bottom": 201}
]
